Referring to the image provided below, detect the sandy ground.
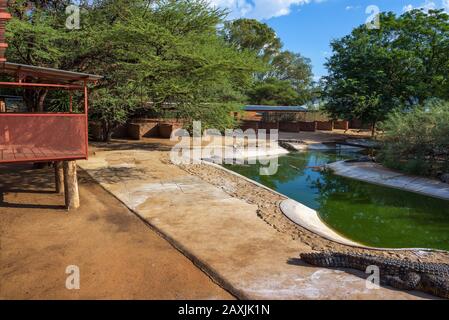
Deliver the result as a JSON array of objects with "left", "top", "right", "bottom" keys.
[{"left": 0, "top": 163, "right": 233, "bottom": 300}]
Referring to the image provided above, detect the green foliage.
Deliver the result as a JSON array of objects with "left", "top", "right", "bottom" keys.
[
  {"left": 248, "top": 78, "right": 300, "bottom": 106},
  {"left": 221, "top": 18, "right": 314, "bottom": 106},
  {"left": 6, "top": 0, "right": 266, "bottom": 140},
  {"left": 221, "top": 18, "right": 282, "bottom": 61},
  {"left": 378, "top": 100, "right": 449, "bottom": 176},
  {"left": 323, "top": 9, "right": 449, "bottom": 132},
  {"left": 267, "top": 51, "right": 313, "bottom": 91}
]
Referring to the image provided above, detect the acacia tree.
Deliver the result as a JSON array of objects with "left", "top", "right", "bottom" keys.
[
  {"left": 6, "top": 0, "right": 264, "bottom": 139},
  {"left": 323, "top": 9, "right": 449, "bottom": 135},
  {"left": 89, "top": 0, "right": 263, "bottom": 136},
  {"left": 222, "top": 18, "right": 313, "bottom": 106},
  {"left": 5, "top": 0, "right": 74, "bottom": 111},
  {"left": 221, "top": 18, "right": 282, "bottom": 62}
]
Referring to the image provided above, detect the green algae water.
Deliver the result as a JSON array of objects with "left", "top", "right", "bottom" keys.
[{"left": 224, "top": 149, "right": 449, "bottom": 251}]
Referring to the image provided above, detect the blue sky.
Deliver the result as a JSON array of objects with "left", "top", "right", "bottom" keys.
[{"left": 210, "top": 0, "right": 449, "bottom": 79}]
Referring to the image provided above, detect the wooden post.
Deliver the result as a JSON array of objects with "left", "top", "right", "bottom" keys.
[
  {"left": 55, "top": 162, "right": 64, "bottom": 194},
  {"left": 63, "top": 160, "right": 80, "bottom": 210}
]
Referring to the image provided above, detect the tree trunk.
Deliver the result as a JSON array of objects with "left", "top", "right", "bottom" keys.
[
  {"left": 371, "top": 121, "right": 377, "bottom": 137},
  {"left": 63, "top": 161, "right": 80, "bottom": 210},
  {"left": 54, "top": 162, "right": 64, "bottom": 194},
  {"left": 37, "top": 89, "right": 48, "bottom": 112},
  {"left": 106, "top": 130, "right": 113, "bottom": 142},
  {"left": 102, "top": 120, "right": 115, "bottom": 142}
]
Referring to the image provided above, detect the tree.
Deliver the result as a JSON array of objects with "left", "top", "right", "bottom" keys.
[
  {"left": 378, "top": 99, "right": 449, "bottom": 176},
  {"left": 248, "top": 78, "right": 300, "bottom": 106},
  {"left": 92, "top": 0, "right": 263, "bottom": 134},
  {"left": 267, "top": 51, "right": 312, "bottom": 88},
  {"left": 220, "top": 19, "right": 314, "bottom": 106},
  {"left": 220, "top": 18, "right": 281, "bottom": 61},
  {"left": 5, "top": 0, "right": 73, "bottom": 111},
  {"left": 266, "top": 50, "right": 313, "bottom": 103},
  {"left": 6, "top": 0, "right": 264, "bottom": 140},
  {"left": 322, "top": 9, "right": 449, "bottom": 135}
]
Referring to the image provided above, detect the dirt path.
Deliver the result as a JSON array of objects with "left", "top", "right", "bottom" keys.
[{"left": 0, "top": 164, "right": 233, "bottom": 300}]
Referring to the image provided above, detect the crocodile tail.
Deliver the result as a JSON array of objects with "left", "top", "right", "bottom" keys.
[
  {"left": 300, "top": 252, "right": 347, "bottom": 268},
  {"left": 300, "top": 251, "right": 374, "bottom": 271}
]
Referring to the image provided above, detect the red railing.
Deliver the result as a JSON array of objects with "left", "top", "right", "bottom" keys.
[{"left": 0, "top": 113, "right": 88, "bottom": 164}]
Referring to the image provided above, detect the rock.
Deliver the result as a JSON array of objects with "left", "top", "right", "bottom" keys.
[
  {"left": 439, "top": 173, "right": 449, "bottom": 184},
  {"left": 278, "top": 141, "right": 298, "bottom": 152}
]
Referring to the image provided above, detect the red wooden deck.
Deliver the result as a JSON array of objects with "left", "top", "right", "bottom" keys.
[
  {"left": 0, "top": 114, "right": 88, "bottom": 164},
  {"left": 0, "top": 147, "right": 85, "bottom": 163}
]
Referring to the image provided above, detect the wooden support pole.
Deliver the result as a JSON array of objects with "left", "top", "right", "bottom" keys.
[
  {"left": 55, "top": 161, "right": 64, "bottom": 194},
  {"left": 63, "top": 160, "right": 80, "bottom": 210}
]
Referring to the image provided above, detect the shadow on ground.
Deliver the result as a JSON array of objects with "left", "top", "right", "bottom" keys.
[
  {"left": 0, "top": 163, "right": 65, "bottom": 210},
  {"left": 90, "top": 138, "right": 175, "bottom": 153}
]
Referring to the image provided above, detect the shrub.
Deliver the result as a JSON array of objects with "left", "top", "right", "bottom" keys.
[{"left": 378, "top": 100, "right": 449, "bottom": 176}]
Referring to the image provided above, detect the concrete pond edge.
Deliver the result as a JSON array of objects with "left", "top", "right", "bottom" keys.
[{"left": 327, "top": 160, "right": 449, "bottom": 201}]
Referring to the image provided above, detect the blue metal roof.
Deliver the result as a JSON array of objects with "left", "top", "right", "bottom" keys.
[{"left": 244, "top": 105, "right": 308, "bottom": 112}]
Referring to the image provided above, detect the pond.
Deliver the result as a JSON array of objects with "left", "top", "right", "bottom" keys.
[{"left": 223, "top": 149, "right": 449, "bottom": 251}]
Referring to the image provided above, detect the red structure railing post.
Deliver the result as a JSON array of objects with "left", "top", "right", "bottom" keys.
[
  {"left": 69, "top": 92, "right": 73, "bottom": 113},
  {"left": 0, "top": 0, "right": 11, "bottom": 63},
  {"left": 84, "top": 80, "right": 89, "bottom": 160}
]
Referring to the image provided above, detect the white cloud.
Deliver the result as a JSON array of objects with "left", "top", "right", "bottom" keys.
[
  {"left": 210, "top": 0, "right": 325, "bottom": 20},
  {"left": 345, "top": 5, "right": 361, "bottom": 11},
  {"left": 403, "top": 0, "right": 449, "bottom": 12},
  {"left": 403, "top": 4, "right": 414, "bottom": 12}
]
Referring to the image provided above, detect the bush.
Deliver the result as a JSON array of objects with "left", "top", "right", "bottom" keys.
[{"left": 378, "top": 100, "right": 449, "bottom": 176}]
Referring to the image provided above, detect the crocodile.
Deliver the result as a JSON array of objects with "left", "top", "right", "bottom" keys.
[{"left": 300, "top": 251, "right": 449, "bottom": 299}]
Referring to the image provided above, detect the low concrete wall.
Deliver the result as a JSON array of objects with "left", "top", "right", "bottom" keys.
[
  {"left": 279, "top": 122, "right": 300, "bottom": 132},
  {"left": 159, "top": 122, "right": 183, "bottom": 139},
  {"left": 333, "top": 120, "right": 349, "bottom": 130},
  {"left": 258, "top": 122, "right": 279, "bottom": 130},
  {"left": 316, "top": 121, "right": 333, "bottom": 131},
  {"left": 349, "top": 119, "right": 371, "bottom": 130},
  {"left": 298, "top": 121, "right": 317, "bottom": 132},
  {"left": 127, "top": 121, "right": 159, "bottom": 140}
]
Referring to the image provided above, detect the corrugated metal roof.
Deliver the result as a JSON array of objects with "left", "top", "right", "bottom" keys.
[
  {"left": 0, "top": 62, "right": 103, "bottom": 84},
  {"left": 244, "top": 105, "right": 308, "bottom": 112}
]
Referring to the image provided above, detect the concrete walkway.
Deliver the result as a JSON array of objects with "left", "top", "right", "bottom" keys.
[
  {"left": 327, "top": 161, "right": 449, "bottom": 201},
  {"left": 78, "top": 150, "right": 431, "bottom": 300}
]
